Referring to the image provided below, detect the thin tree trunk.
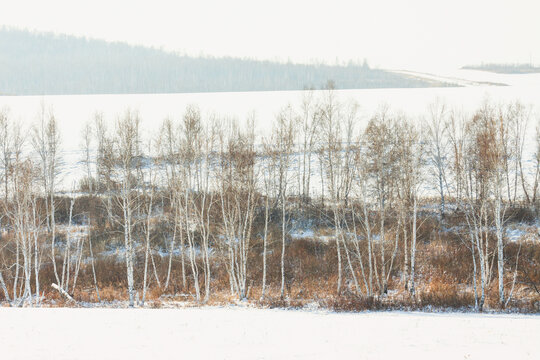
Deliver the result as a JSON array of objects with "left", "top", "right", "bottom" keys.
[
  {"left": 340, "top": 222, "right": 361, "bottom": 294},
  {"left": 164, "top": 213, "right": 177, "bottom": 290},
  {"left": 123, "top": 194, "right": 135, "bottom": 307},
  {"left": 180, "top": 220, "right": 186, "bottom": 290},
  {"left": 261, "top": 195, "right": 269, "bottom": 299},
  {"left": 88, "top": 234, "right": 101, "bottom": 302},
  {"left": 410, "top": 197, "right": 417, "bottom": 296},
  {"left": 71, "top": 233, "right": 85, "bottom": 295},
  {"left": 150, "top": 250, "right": 161, "bottom": 289},
  {"left": 471, "top": 234, "right": 479, "bottom": 311},
  {"left": 0, "top": 270, "right": 11, "bottom": 304},
  {"left": 334, "top": 208, "right": 343, "bottom": 295},
  {"left": 33, "top": 223, "right": 40, "bottom": 306},
  {"left": 362, "top": 196, "right": 373, "bottom": 296},
  {"left": 495, "top": 190, "right": 505, "bottom": 308},
  {"left": 280, "top": 192, "right": 286, "bottom": 300},
  {"left": 380, "top": 197, "right": 387, "bottom": 295},
  {"left": 61, "top": 200, "right": 74, "bottom": 292},
  {"left": 50, "top": 191, "right": 60, "bottom": 286},
  {"left": 402, "top": 216, "right": 409, "bottom": 289},
  {"left": 13, "top": 241, "right": 19, "bottom": 300},
  {"left": 505, "top": 243, "right": 521, "bottom": 307},
  {"left": 142, "top": 217, "right": 151, "bottom": 306}
]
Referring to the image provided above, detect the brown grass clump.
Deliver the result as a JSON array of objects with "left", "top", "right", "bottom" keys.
[
  {"left": 99, "top": 286, "right": 128, "bottom": 302},
  {"left": 324, "top": 295, "right": 386, "bottom": 312},
  {"left": 418, "top": 276, "right": 474, "bottom": 309}
]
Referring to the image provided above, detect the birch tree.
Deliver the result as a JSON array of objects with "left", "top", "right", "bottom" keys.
[
  {"left": 273, "top": 106, "right": 295, "bottom": 299},
  {"left": 362, "top": 109, "right": 399, "bottom": 295},
  {"left": 424, "top": 101, "right": 449, "bottom": 221},
  {"left": 260, "top": 139, "right": 276, "bottom": 299},
  {"left": 218, "top": 118, "right": 257, "bottom": 300},
  {"left": 81, "top": 121, "right": 94, "bottom": 193},
  {"left": 142, "top": 140, "right": 157, "bottom": 306},
  {"left": 178, "top": 105, "right": 204, "bottom": 302},
  {"left": 158, "top": 117, "right": 186, "bottom": 291},
  {"left": 114, "top": 110, "right": 141, "bottom": 307},
  {"left": 0, "top": 108, "right": 12, "bottom": 203},
  {"left": 461, "top": 104, "right": 503, "bottom": 311},
  {"left": 6, "top": 157, "right": 41, "bottom": 306},
  {"left": 394, "top": 120, "right": 424, "bottom": 294},
  {"left": 32, "top": 104, "right": 61, "bottom": 287},
  {"left": 94, "top": 113, "right": 115, "bottom": 224},
  {"left": 297, "top": 91, "right": 319, "bottom": 202},
  {"left": 318, "top": 93, "right": 361, "bottom": 295}
]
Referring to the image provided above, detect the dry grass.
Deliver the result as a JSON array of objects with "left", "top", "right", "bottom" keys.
[{"left": 1, "top": 202, "right": 539, "bottom": 313}]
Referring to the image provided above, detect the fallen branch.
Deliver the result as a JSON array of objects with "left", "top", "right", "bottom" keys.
[{"left": 52, "top": 283, "right": 76, "bottom": 304}]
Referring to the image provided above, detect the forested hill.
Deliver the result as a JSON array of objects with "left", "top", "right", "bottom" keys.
[
  {"left": 0, "top": 28, "right": 447, "bottom": 95},
  {"left": 462, "top": 63, "right": 540, "bottom": 74}
]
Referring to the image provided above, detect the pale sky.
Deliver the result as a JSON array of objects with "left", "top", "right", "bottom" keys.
[{"left": 1, "top": 0, "right": 539, "bottom": 71}]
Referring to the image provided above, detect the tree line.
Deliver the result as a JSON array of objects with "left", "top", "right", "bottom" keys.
[
  {"left": 0, "top": 28, "right": 446, "bottom": 95},
  {"left": 0, "top": 90, "right": 538, "bottom": 311}
]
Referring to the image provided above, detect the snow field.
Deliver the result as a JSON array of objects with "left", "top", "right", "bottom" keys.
[
  {"left": 1, "top": 69, "right": 540, "bottom": 192},
  {"left": 0, "top": 307, "right": 538, "bottom": 359}
]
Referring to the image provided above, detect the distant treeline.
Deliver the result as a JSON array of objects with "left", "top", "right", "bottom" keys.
[
  {"left": 463, "top": 63, "right": 540, "bottom": 74},
  {"left": 0, "top": 28, "right": 446, "bottom": 95}
]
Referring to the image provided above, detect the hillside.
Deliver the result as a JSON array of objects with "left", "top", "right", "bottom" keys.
[{"left": 0, "top": 28, "right": 449, "bottom": 95}]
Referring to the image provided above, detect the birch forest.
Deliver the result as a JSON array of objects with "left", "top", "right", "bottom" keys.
[{"left": 0, "top": 88, "right": 539, "bottom": 312}]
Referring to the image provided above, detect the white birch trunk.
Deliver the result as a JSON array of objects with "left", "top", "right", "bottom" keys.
[{"left": 410, "top": 196, "right": 417, "bottom": 296}]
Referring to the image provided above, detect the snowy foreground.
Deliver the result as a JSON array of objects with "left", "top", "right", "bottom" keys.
[{"left": 1, "top": 307, "right": 538, "bottom": 359}]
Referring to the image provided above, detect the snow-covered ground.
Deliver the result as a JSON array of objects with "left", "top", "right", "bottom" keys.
[
  {"left": 0, "top": 307, "right": 538, "bottom": 359},
  {"left": 1, "top": 68, "right": 540, "bottom": 191}
]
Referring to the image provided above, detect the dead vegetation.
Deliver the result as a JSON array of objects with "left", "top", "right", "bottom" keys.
[{"left": 0, "top": 94, "right": 539, "bottom": 313}]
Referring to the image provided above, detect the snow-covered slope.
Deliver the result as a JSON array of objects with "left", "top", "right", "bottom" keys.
[
  {"left": 1, "top": 307, "right": 538, "bottom": 359},
  {"left": 1, "top": 70, "right": 540, "bottom": 191}
]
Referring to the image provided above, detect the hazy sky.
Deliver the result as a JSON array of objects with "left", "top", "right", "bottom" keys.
[{"left": 1, "top": 0, "right": 539, "bottom": 71}]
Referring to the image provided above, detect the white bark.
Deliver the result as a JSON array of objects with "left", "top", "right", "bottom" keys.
[
  {"left": 88, "top": 233, "right": 101, "bottom": 302},
  {"left": 410, "top": 196, "right": 417, "bottom": 296},
  {"left": 51, "top": 283, "right": 76, "bottom": 303},
  {"left": 0, "top": 270, "right": 10, "bottom": 303}
]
